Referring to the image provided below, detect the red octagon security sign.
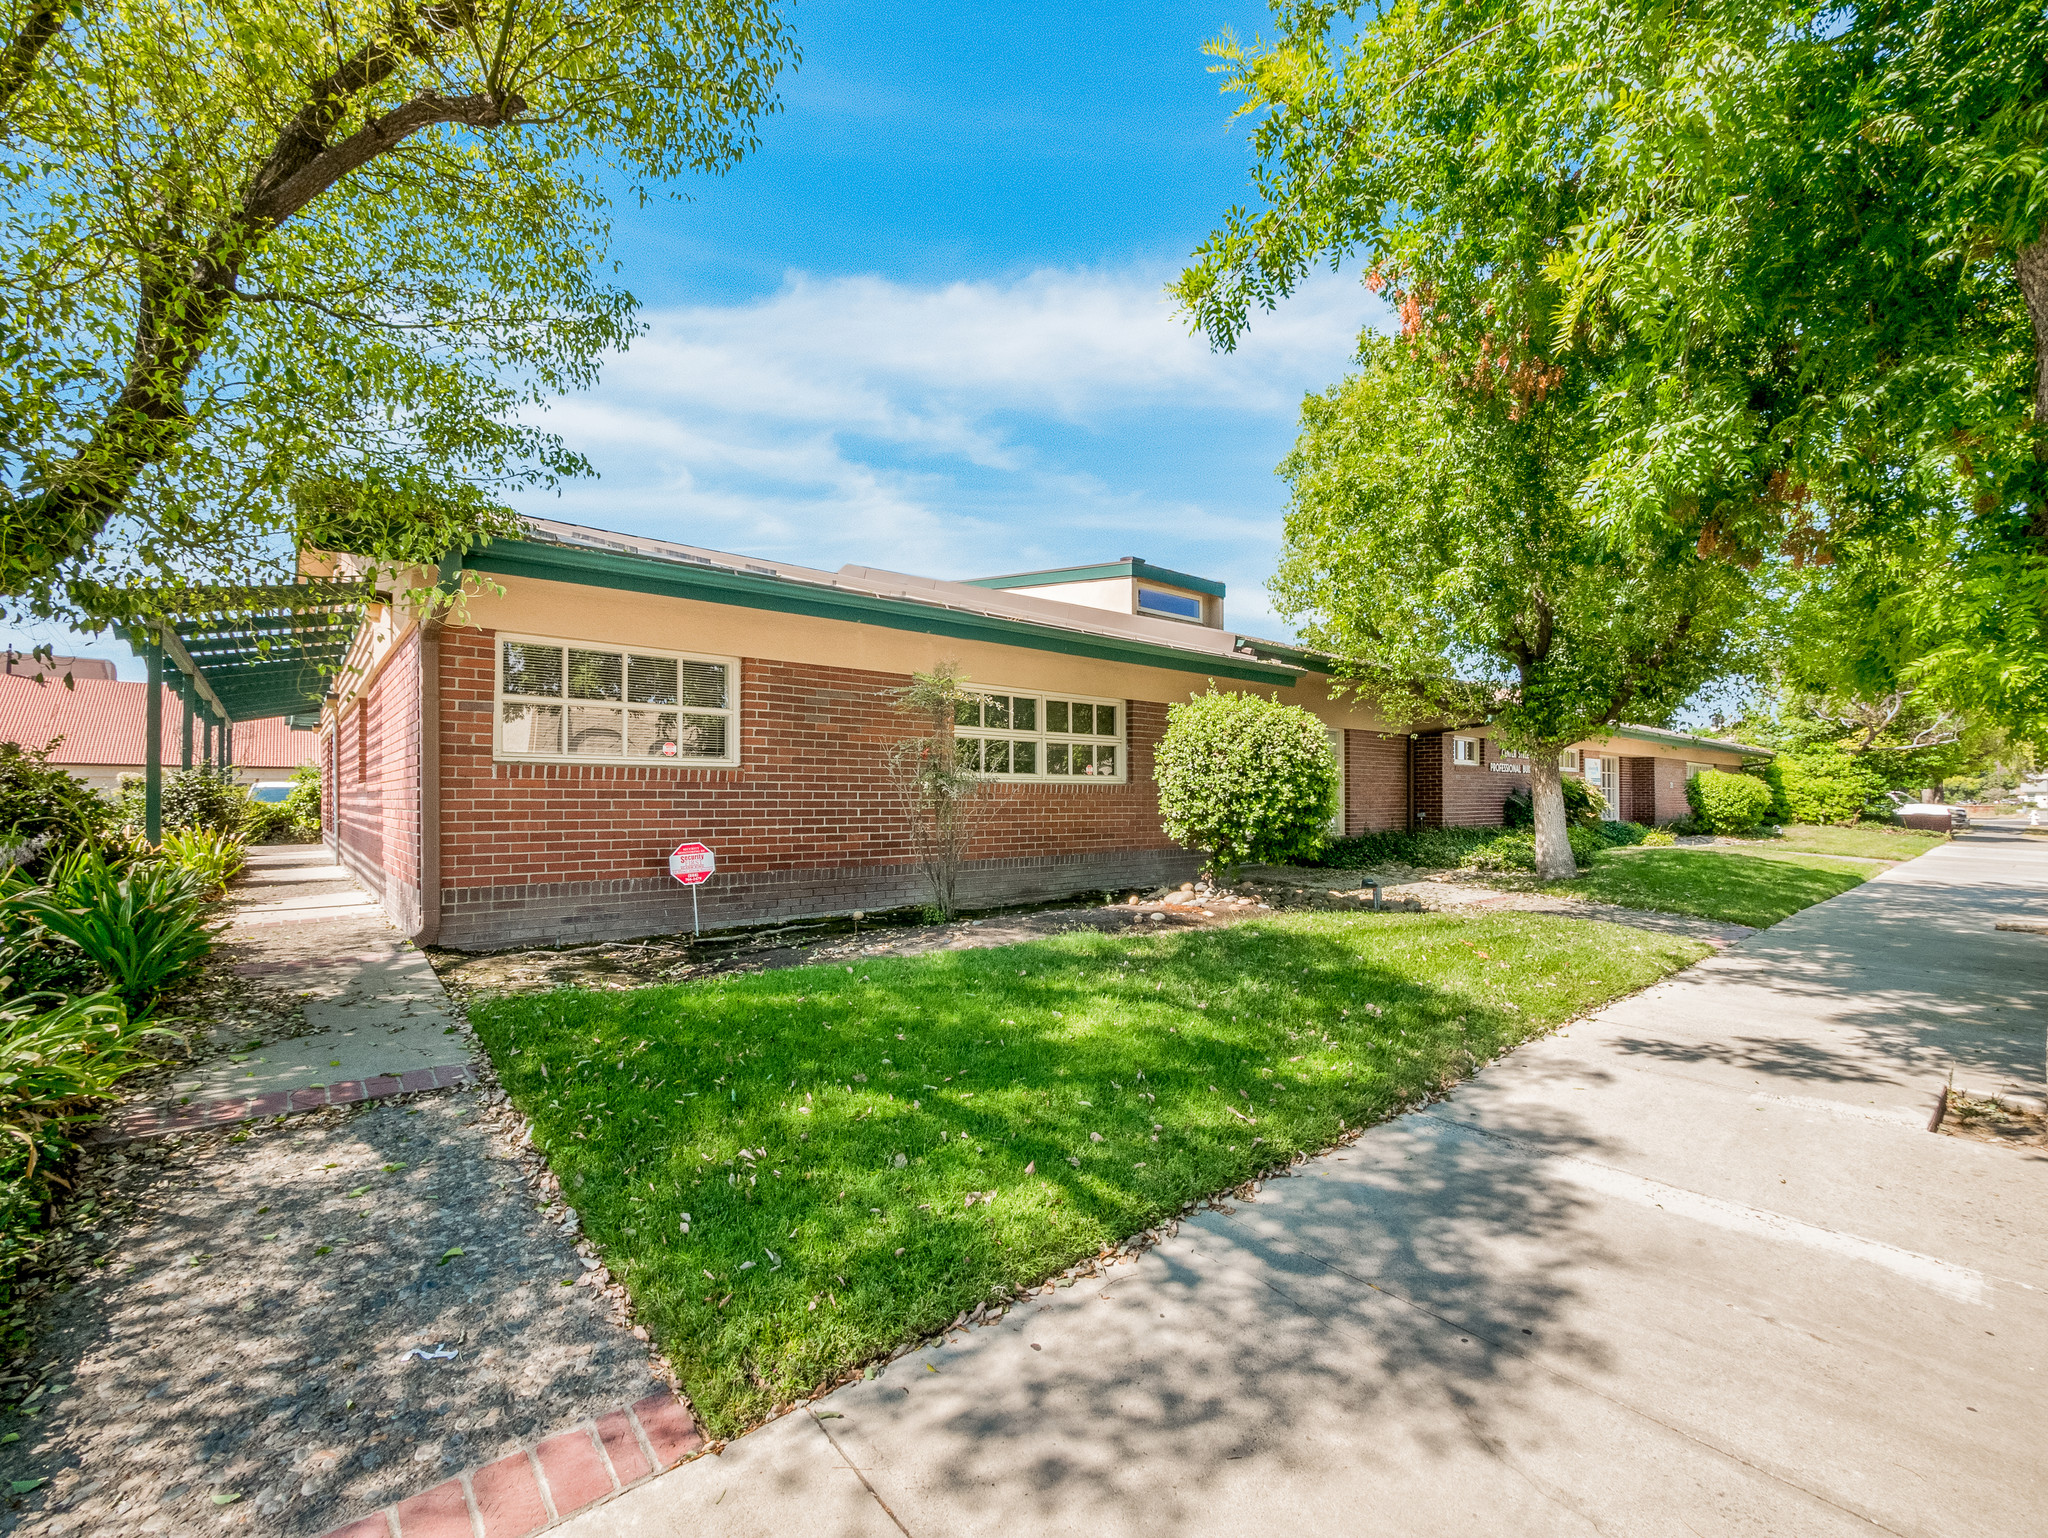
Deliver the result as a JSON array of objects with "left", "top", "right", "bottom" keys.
[{"left": 669, "top": 842, "right": 716, "bottom": 886}]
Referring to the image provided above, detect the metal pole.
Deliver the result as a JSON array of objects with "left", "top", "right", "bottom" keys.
[
  {"left": 143, "top": 633, "right": 163, "bottom": 843},
  {"left": 222, "top": 711, "right": 233, "bottom": 772},
  {"left": 179, "top": 677, "right": 194, "bottom": 770},
  {"left": 691, "top": 883, "right": 700, "bottom": 936}
]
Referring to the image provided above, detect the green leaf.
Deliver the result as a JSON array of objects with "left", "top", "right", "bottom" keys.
[
  {"left": 11, "top": 1478, "right": 45, "bottom": 1493},
  {"left": 438, "top": 1248, "right": 464, "bottom": 1265}
]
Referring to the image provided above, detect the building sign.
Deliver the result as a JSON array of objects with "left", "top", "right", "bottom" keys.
[{"left": 669, "top": 842, "right": 716, "bottom": 885}]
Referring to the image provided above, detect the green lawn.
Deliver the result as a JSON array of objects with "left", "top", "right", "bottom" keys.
[
  {"left": 1723, "top": 823, "right": 1947, "bottom": 862},
  {"left": 470, "top": 913, "right": 1707, "bottom": 1434},
  {"left": 1560, "top": 848, "right": 1871, "bottom": 926}
]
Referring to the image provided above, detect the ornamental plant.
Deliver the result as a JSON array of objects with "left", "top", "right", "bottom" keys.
[
  {"left": 1685, "top": 770, "right": 1775, "bottom": 835},
  {"left": 1154, "top": 688, "right": 1338, "bottom": 874}
]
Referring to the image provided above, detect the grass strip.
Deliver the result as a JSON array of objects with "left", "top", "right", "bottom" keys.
[
  {"left": 1723, "top": 824, "right": 1947, "bottom": 862},
  {"left": 1559, "top": 848, "right": 1870, "bottom": 927},
  {"left": 470, "top": 911, "right": 1707, "bottom": 1434}
]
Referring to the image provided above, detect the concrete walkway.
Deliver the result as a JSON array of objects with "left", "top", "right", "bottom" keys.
[
  {"left": 96, "top": 844, "right": 475, "bottom": 1141},
  {"left": 560, "top": 828, "right": 2047, "bottom": 1538}
]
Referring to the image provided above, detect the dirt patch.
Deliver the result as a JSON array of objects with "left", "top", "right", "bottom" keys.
[
  {"left": 1935, "top": 1090, "right": 2047, "bottom": 1150},
  {"left": 426, "top": 896, "right": 1238, "bottom": 1003}
]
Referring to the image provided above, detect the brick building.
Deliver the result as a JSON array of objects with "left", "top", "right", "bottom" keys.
[{"left": 319, "top": 521, "right": 1767, "bottom": 950}]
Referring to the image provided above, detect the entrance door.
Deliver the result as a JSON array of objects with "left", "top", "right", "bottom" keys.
[
  {"left": 1326, "top": 727, "right": 1347, "bottom": 837},
  {"left": 1582, "top": 754, "right": 1621, "bottom": 820}
]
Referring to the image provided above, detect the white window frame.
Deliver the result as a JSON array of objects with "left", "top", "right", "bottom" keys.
[
  {"left": 1451, "top": 735, "right": 1481, "bottom": 766},
  {"left": 493, "top": 633, "right": 741, "bottom": 767},
  {"left": 1559, "top": 748, "right": 1582, "bottom": 773},
  {"left": 956, "top": 686, "right": 1128, "bottom": 783},
  {"left": 1686, "top": 761, "right": 1712, "bottom": 779}
]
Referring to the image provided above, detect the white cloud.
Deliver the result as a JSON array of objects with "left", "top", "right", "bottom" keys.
[{"left": 513, "top": 262, "right": 1387, "bottom": 635}]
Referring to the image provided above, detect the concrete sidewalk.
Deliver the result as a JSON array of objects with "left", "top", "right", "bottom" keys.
[{"left": 558, "top": 828, "right": 2047, "bottom": 1538}]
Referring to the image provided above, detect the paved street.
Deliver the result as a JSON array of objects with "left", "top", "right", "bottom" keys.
[{"left": 562, "top": 827, "right": 2048, "bottom": 1538}]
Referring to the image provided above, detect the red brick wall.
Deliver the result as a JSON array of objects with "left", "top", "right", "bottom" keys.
[
  {"left": 1440, "top": 734, "right": 1519, "bottom": 827},
  {"left": 431, "top": 631, "right": 1199, "bottom": 947},
  {"left": 1652, "top": 755, "right": 1697, "bottom": 822},
  {"left": 332, "top": 629, "right": 424, "bottom": 933},
  {"left": 1343, "top": 732, "right": 1409, "bottom": 834},
  {"left": 1622, "top": 757, "right": 1658, "bottom": 822}
]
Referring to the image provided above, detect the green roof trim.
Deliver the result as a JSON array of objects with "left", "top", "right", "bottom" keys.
[
  {"left": 464, "top": 539, "right": 1294, "bottom": 687},
  {"left": 962, "top": 558, "right": 1226, "bottom": 600},
  {"left": 1612, "top": 724, "right": 1774, "bottom": 759}
]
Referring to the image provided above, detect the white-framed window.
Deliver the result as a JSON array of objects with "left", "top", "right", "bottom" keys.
[
  {"left": 956, "top": 688, "right": 1126, "bottom": 782},
  {"left": 1559, "top": 748, "right": 1582, "bottom": 773},
  {"left": 1451, "top": 735, "right": 1481, "bottom": 766},
  {"left": 1686, "top": 761, "right": 1712, "bottom": 779},
  {"left": 495, "top": 634, "right": 739, "bottom": 766}
]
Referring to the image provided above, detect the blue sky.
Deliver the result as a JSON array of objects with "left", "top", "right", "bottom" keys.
[{"left": 20, "top": 0, "right": 1387, "bottom": 680}]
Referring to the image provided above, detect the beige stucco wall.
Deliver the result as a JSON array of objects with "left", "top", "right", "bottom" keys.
[{"left": 434, "top": 570, "right": 1393, "bottom": 733}]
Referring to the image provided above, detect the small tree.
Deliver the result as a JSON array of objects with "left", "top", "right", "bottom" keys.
[
  {"left": 1154, "top": 687, "right": 1337, "bottom": 875},
  {"left": 887, "top": 665, "right": 993, "bottom": 920}
]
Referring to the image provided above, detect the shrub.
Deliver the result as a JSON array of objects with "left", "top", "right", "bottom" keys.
[
  {"left": 0, "top": 741, "right": 114, "bottom": 871},
  {"left": 1154, "top": 689, "right": 1338, "bottom": 871},
  {"left": 1319, "top": 826, "right": 1500, "bottom": 870},
  {"left": 1459, "top": 824, "right": 1601, "bottom": 872},
  {"left": 159, "top": 765, "right": 249, "bottom": 834},
  {"left": 1685, "top": 769, "right": 1775, "bottom": 833},
  {"left": 9, "top": 849, "right": 217, "bottom": 1016},
  {"left": 282, "top": 763, "right": 323, "bottom": 831},
  {"left": 1501, "top": 776, "right": 1604, "bottom": 827},
  {"left": 156, "top": 828, "right": 246, "bottom": 893},
  {"left": 0, "top": 989, "right": 172, "bottom": 1303},
  {"left": 1759, "top": 749, "right": 1888, "bottom": 825},
  {"left": 1587, "top": 819, "right": 1649, "bottom": 848}
]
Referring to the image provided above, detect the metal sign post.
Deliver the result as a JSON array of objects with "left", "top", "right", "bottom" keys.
[{"left": 669, "top": 842, "right": 716, "bottom": 935}]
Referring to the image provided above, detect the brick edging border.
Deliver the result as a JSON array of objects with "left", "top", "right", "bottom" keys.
[
  {"left": 87, "top": 1062, "right": 480, "bottom": 1144},
  {"left": 323, "top": 1388, "right": 703, "bottom": 1538}
]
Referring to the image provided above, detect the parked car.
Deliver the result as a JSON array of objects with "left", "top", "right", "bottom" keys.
[{"left": 246, "top": 780, "right": 294, "bottom": 805}]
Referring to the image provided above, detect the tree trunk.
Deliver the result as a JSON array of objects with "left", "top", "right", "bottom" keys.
[
  {"left": 1530, "top": 753, "right": 1578, "bottom": 881},
  {"left": 2016, "top": 237, "right": 2048, "bottom": 549}
]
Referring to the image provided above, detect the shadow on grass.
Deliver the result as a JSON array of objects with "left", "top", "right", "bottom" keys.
[{"left": 470, "top": 912, "right": 1706, "bottom": 1434}]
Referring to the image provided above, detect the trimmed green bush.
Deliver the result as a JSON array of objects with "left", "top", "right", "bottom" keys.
[
  {"left": 1154, "top": 689, "right": 1338, "bottom": 870},
  {"left": 1685, "top": 769, "right": 1774, "bottom": 833}
]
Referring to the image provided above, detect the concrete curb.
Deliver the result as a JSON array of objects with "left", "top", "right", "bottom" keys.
[
  {"left": 87, "top": 1061, "right": 480, "bottom": 1144},
  {"left": 319, "top": 1388, "right": 704, "bottom": 1538}
]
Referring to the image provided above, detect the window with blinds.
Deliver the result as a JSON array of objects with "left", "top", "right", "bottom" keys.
[
  {"left": 496, "top": 636, "right": 738, "bottom": 765},
  {"left": 953, "top": 689, "right": 1126, "bottom": 781}
]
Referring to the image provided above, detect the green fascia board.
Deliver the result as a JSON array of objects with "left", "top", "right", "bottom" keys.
[
  {"left": 1612, "top": 724, "right": 1775, "bottom": 760},
  {"left": 961, "top": 559, "right": 1226, "bottom": 600},
  {"left": 465, "top": 540, "right": 1293, "bottom": 687}
]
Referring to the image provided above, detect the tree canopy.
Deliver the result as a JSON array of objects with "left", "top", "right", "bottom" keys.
[
  {"left": 1275, "top": 335, "right": 1753, "bottom": 874},
  {"left": 1176, "top": 0, "right": 2048, "bottom": 744},
  {"left": 0, "top": 0, "right": 795, "bottom": 622}
]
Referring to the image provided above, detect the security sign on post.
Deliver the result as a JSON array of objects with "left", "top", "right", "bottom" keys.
[
  {"left": 669, "top": 842, "right": 715, "bottom": 885},
  {"left": 670, "top": 842, "right": 715, "bottom": 936}
]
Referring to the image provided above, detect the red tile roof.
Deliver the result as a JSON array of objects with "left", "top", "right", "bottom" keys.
[{"left": 0, "top": 675, "right": 317, "bottom": 770}]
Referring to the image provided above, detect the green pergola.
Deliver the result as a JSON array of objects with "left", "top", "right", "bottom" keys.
[{"left": 121, "top": 582, "right": 367, "bottom": 841}]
